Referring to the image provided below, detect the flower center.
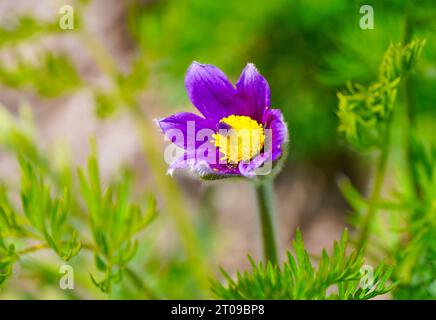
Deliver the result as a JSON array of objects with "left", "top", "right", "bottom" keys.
[{"left": 212, "top": 115, "right": 265, "bottom": 164}]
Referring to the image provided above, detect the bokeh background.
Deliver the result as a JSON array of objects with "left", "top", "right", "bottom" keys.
[{"left": 0, "top": 0, "right": 435, "bottom": 299}]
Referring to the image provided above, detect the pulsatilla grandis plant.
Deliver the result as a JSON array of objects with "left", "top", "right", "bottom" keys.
[
  {"left": 156, "top": 62, "right": 394, "bottom": 300},
  {"left": 0, "top": 2, "right": 432, "bottom": 298},
  {"left": 156, "top": 62, "right": 288, "bottom": 265}
]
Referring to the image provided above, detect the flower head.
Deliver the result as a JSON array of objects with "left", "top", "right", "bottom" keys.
[{"left": 156, "top": 62, "right": 288, "bottom": 179}]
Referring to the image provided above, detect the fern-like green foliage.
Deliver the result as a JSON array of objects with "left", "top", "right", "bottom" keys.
[
  {"left": 390, "top": 139, "right": 436, "bottom": 299},
  {"left": 0, "top": 7, "right": 84, "bottom": 98},
  {"left": 0, "top": 107, "right": 158, "bottom": 294},
  {"left": 94, "top": 56, "right": 148, "bottom": 118},
  {"left": 0, "top": 106, "right": 40, "bottom": 161},
  {"left": 0, "top": 231, "right": 15, "bottom": 286},
  {"left": 212, "top": 229, "right": 393, "bottom": 300},
  {"left": 78, "top": 146, "right": 157, "bottom": 293},
  {"left": 0, "top": 16, "right": 59, "bottom": 48},
  {"left": 0, "top": 53, "right": 81, "bottom": 97},
  {"left": 0, "top": 159, "right": 80, "bottom": 262},
  {"left": 19, "top": 158, "right": 82, "bottom": 261},
  {"left": 337, "top": 38, "right": 435, "bottom": 299},
  {"left": 0, "top": 160, "right": 81, "bottom": 287},
  {"left": 337, "top": 39, "right": 426, "bottom": 151}
]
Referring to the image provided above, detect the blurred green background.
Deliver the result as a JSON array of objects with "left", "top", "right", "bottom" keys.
[{"left": 129, "top": 0, "right": 436, "bottom": 159}]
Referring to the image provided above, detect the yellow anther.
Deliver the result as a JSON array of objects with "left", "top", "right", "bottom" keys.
[{"left": 212, "top": 115, "right": 265, "bottom": 164}]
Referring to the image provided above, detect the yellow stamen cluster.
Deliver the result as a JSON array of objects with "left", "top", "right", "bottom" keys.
[{"left": 212, "top": 115, "right": 265, "bottom": 164}]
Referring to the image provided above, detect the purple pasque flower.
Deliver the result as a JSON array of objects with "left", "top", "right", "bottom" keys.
[{"left": 156, "top": 62, "right": 288, "bottom": 179}]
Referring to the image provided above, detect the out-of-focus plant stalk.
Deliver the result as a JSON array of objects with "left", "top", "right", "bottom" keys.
[
  {"left": 357, "top": 129, "right": 390, "bottom": 251},
  {"left": 402, "top": 17, "right": 422, "bottom": 200},
  {"left": 403, "top": 75, "right": 422, "bottom": 199},
  {"left": 77, "top": 7, "right": 211, "bottom": 294},
  {"left": 254, "top": 179, "right": 279, "bottom": 264},
  {"left": 131, "top": 106, "right": 210, "bottom": 293}
]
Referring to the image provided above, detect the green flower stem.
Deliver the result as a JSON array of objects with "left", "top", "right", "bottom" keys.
[{"left": 254, "top": 179, "right": 279, "bottom": 265}]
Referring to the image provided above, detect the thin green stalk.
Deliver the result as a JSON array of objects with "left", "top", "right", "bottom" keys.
[
  {"left": 402, "top": 17, "right": 422, "bottom": 199},
  {"left": 16, "top": 242, "right": 49, "bottom": 255},
  {"left": 356, "top": 139, "right": 390, "bottom": 251},
  {"left": 403, "top": 75, "right": 421, "bottom": 198},
  {"left": 254, "top": 180, "right": 279, "bottom": 264},
  {"left": 124, "top": 266, "right": 161, "bottom": 300}
]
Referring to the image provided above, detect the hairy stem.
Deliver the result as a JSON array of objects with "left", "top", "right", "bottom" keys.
[{"left": 254, "top": 180, "right": 279, "bottom": 264}]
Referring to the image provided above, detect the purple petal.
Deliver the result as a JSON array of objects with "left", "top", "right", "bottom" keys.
[
  {"left": 204, "top": 148, "right": 239, "bottom": 175},
  {"left": 155, "top": 112, "right": 214, "bottom": 150},
  {"left": 167, "top": 148, "right": 214, "bottom": 176},
  {"left": 238, "top": 152, "right": 272, "bottom": 177},
  {"left": 236, "top": 63, "right": 270, "bottom": 122},
  {"left": 168, "top": 148, "right": 240, "bottom": 178},
  {"left": 167, "top": 150, "right": 196, "bottom": 176},
  {"left": 262, "top": 108, "right": 288, "bottom": 161},
  {"left": 185, "top": 62, "right": 250, "bottom": 123}
]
